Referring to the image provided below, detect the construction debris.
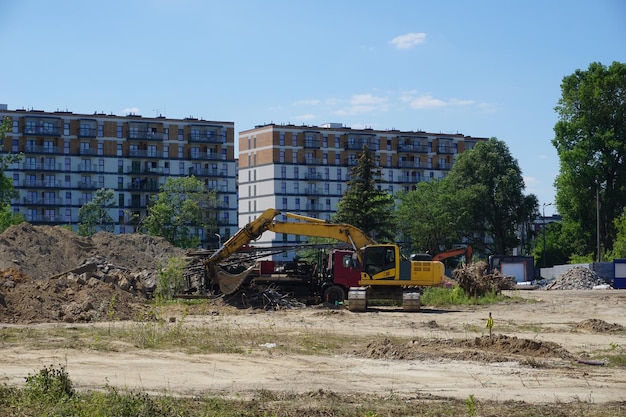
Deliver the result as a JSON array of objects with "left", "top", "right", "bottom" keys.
[
  {"left": 452, "top": 261, "right": 516, "bottom": 297},
  {"left": 545, "top": 266, "right": 610, "bottom": 290}
]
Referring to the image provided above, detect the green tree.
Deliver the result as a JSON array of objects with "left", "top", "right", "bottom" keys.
[
  {"left": 606, "top": 210, "right": 626, "bottom": 260},
  {"left": 334, "top": 146, "right": 396, "bottom": 242},
  {"left": 397, "top": 180, "right": 461, "bottom": 255},
  {"left": 445, "top": 138, "right": 538, "bottom": 255},
  {"left": 77, "top": 188, "right": 115, "bottom": 236},
  {"left": 143, "top": 176, "right": 217, "bottom": 248},
  {"left": 552, "top": 61, "right": 626, "bottom": 259},
  {"left": 0, "top": 117, "right": 24, "bottom": 232}
]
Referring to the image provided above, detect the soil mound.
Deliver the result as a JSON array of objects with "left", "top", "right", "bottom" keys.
[
  {"left": 359, "top": 335, "right": 574, "bottom": 363},
  {"left": 0, "top": 223, "right": 184, "bottom": 279},
  {"left": 0, "top": 223, "right": 185, "bottom": 324},
  {"left": 576, "top": 318, "right": 626, "bottom": 332}
]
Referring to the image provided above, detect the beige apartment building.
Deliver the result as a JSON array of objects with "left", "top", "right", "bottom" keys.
[
  {"left": 238, "top": 122, "right": 487, "bottom": 259},
  {"left": 0, "top": 105, "right": 237, "bottom": 248}
]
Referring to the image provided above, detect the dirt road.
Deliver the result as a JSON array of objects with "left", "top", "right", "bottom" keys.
[{"left": 1, "top": 289, "right": 625, "bottom": 404}]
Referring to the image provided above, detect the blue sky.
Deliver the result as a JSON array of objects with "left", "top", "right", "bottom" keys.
[{"left": 1, "top": 0, "right": 624, "bottom": 216}]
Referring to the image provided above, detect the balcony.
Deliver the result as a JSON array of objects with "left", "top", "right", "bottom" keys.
[
  {"left": 398, "top": 161, "right": 423, "bottom": 169},
  {"left": 78, "top": 164, "right": 101, "bottom": 173},
  {"left": 398, "top": 144, "right": 428, "bottom": 153},
  {"left": 304, "top": 140, "right": 321, "bottom": 149},
  {"left": 77, "top": 181, "right": 104, "bottom": 189},
  {"left": 127, "top": 130, "right": 166, "bottom": 141},
  {"left": 304, "top": 171, "right": 324, "bottom": 181},
  {"left": 188, "top": 151, "right": 225, "bottom": 161},
  {"left": 26, "top": 214, "right": 61, "bottom": 223},
  {"left": 396, "top": 176, "right": 421, "bottom": 184},
  {"left": 23, "top": 125, "right": 62, "bottom": 137},
  {"left": 78, "top": 127, "right": 97, "bottom": 138},
  {"left": 437, "top": 146, "right": 455, "bottom": 154},
  {"left": 127, "top": 180, "right": 161, "bottom": 191},
  {"left": 188, "top": 131, "right": 226, "bottom": 144},
  {"left": 188, "top": 167, "right": 227, "bottom": 177},
  {"left": 125, "top": 166, "right": 164, "bottom": 175},
  {"left": 21, "top": 162, "right": 63, "bottom": 171},
  {"left": 128, "top": 149, "right": 163, "bottom": 158},
  {"left": 22, "top": 180, "right": 63, "bottom": 188},
  {"left": 79, "top": 147, "right": 98, "bottom": 156},
  {"left": 25, "top": 145, "right": 61, "bottom": 154}
]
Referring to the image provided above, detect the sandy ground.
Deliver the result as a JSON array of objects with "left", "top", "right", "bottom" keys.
[{"left": 1, "top": 289, "right": 626, "bottom": 404}]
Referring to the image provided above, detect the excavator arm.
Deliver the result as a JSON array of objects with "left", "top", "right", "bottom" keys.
[{"left": 205, "top": 208, "right": 377, "bottom": 294}]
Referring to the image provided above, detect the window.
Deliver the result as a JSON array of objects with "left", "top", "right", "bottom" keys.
[
  {"left": 279, "top": 133, "right": 285, "bottom": 146},
  {"left": 335, "top": 137, "right": 340, "bottom": 148},
  {"left": 282, "top": 198, "right": 288, "bottom": 210},
  {"left": 64, "top": 123, "right": 70, "bottom": 136},
  {"left": 281, "top": 182, "right": 286, "bottom": 194},
  {"left": 12, "top": 139, "right": 18, "bottom": 152},
  {"left": 335, "top": 154, "right": 340, "bottom": 165},
  {"left": 117, "top": 125, "right": 123, "bottom": 138},
  {"left": 292, "top": 133, "right": 297, "bottom": 146},
  {"left": 280, "top": 151, "right": 285, "bottom": 163},
  {"left": 293, "top": 166, "right": 299, "bottom": 179},
  {"left": 97, "top": 123, "right": 103, "bottom": 137},
  {"left": 295, "top": 198, "right": 300, "bottom": 210},
  {"left": 323, "top": 136, "right": 328, "bottom": 148},
  {"left": 179, "top": 162, "right": 185, "bottom": 175},
  {"left": 163, "top": 145, "right": 168, "bottom": 158},
  {"left": 292, "top": 151, "right": 297, "bottom": 164},
  {"left": 178, "top": 145, "right": 183, "bottom": 157},
  {"left": 12, "top": 173, "right": 18, "bottom": 186},
  {"left": 281, "top": 166, "right": 286, "bottom": 179},
  {"left": 97, "top": 142, "right": 103, "bottom": 156},
  {"left": 294, "top": 182, "right": 299, "bottom": 193},
  {"left": 12, "top": 119, "right": 18, "bottom": 134}
]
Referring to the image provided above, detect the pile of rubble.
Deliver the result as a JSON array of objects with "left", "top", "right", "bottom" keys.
[
  {"left": 0, "top": 224, "right": 185, "bottom": 323},
  {"left": 545, "top": 266, "right": 610, "bottom": 290}
]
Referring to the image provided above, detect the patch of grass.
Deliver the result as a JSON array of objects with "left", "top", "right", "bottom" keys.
[
  {"left": 1, "top": 368, "right": 624, "bottom": 417},
  {"left": 421, "top": 286, "right": 525, "bottom": 307}
]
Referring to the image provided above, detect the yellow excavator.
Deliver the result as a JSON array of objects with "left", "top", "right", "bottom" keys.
[{"left": 205, "top": 208, "right": 445, "bottom": 311}]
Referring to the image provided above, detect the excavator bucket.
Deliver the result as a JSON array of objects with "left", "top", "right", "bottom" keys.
[{"left": 209, "top": 263, "right": 255, "bottom": 295}]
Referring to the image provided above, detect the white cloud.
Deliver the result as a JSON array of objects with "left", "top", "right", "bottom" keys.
[
  {"left": 294, "top": 113, "right": 316, "bottom": 121},
  {"left": 123, "top": 107, "right": 140, "bottom": 115},
  {"left": 293, "top": 99, "right": 320, "bottom": 106},
  {"left": 407, "top": 95, "right": 446, "bottom": 109},
  {"left": 449, "top": 98, "right": 475, "bottom": 106},
  {"left": 389, "top": 32, "right": 426, "bottom": 49},
  {"left": 333, "top": 94, "right": 389, "bottom": 116}
]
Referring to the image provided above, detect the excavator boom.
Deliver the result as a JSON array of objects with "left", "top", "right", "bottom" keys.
[{"left": 206, "top": 208, "right": 376, "bottom": 294}]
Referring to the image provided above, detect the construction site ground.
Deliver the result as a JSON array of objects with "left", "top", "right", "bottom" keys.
[
  {"left": 1, "top": 224, "right": 626, "bottom": 410},
  {"left": 1, "top": 290, "right": 626, "bottom": 406}
]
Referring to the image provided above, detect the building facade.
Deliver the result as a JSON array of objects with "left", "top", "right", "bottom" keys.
[
  {"left": 238, "top": 122, "right": 487, "bottom": 259},
  {"left": 0, "top": 105, "right": 238, "bottom": 247}
]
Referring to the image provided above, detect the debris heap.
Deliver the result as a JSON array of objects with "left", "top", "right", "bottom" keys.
[
  {"left": 452, "top": 261, "right": 516, "bottom": 297},
  {"left": 546, "top": 266, "right": 609, "bottom": 290},
  {"left": 0, "top": 223, "right": 185, "bottom": 324}
]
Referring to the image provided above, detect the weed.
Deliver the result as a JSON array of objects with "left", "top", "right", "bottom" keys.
[
  {"left": 465, "top": 394, "right": 477, "bottom": 417},
  {"left": 154, "top": 256, "right": 189, "bottom": 302},
  {"left": 24, "top": 364, "right": 74, "bottom": 403}
]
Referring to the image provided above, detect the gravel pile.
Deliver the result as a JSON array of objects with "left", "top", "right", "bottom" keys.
[{"left": 545, "top": 266, "right": 609, "bottom": 290}]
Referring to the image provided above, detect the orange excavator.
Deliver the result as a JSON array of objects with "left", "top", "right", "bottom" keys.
[{"left": 433, "top": 245, "right": 473, "bottom": 264}]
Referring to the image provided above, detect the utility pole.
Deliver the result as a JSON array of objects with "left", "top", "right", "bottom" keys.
[{"left": 542, "top": 203, "right": 552, "bottom": 267}]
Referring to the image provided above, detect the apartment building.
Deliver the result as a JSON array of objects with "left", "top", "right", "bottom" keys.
[
  {"left": 0, "top": 105, "right": 238, "bottom": 247},
  {"left": 238, "top": 122, "right": 487, "bottom": 259}
]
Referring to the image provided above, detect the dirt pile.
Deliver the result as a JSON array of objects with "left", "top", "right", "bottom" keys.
[
  {"left": 576, "top": 319, "right": 626, "bottom": 332},
  {"left": 546, "top": 266, "right": 608, "bottom": 290},
  {"left": 0, "top": 223, "right": 184, "bottom": 279},
  {"left": 360, "top": 334, "right": 574, "bottom": 363},
  {"left": 0, "top": 224, "right": 185, "bottom": 324}
]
